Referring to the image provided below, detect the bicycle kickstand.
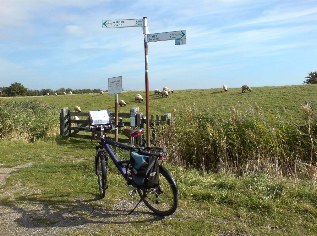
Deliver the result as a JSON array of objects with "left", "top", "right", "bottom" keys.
[
  {"left": 128, "top": 198, "right": 143, "bottom": 215},
  {"left": 128, "top": 191, "right": 146, "bottom": 215}
]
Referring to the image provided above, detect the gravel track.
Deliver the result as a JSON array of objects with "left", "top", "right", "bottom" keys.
[{"left": 0, "top": 163, "right": 158, "bottom": 236}]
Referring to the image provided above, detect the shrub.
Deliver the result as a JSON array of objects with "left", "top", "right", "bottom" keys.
[{"left": 0, "top": 100, "right": 59, "bottom": 142}]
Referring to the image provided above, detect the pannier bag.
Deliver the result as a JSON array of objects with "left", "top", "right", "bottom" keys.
[{"left": 130, "top": 151, "right": 159, "bottom": 188}]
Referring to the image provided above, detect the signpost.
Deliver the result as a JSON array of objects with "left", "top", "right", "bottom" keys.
[
  {"left": 147, "top": 30, "right": 186, "bottom": 45},
  {"left": 102, "top": 19, "right": 143, "bottom": 28},
  {"left": 102, "top": 17, "right": 186, "bottom": 146},
  {"left": 108, "top": 76, "right": 122, "bottom": 94},
  {"left": 108, "top": 76, "right": 123, "bottom": 141}
]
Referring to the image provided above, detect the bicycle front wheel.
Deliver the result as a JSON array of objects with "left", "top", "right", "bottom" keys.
[
  {"left": 95, "top": 150, "right": 108, "bottom": 198},
  {"left": 138, "top": 165, "right": 178, "bottom": 216}
]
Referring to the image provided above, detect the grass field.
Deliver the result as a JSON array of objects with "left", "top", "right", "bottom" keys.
[
  {"left": 0, "top": 85, "right": 317, "bottom": 235},
  {"left": 3, "top": 85, "right": 317, "bottom": 119}
]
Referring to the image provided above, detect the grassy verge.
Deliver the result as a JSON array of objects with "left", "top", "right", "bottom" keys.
[{"left": 0, "top": 139, "right": 317, "bottom": 235}]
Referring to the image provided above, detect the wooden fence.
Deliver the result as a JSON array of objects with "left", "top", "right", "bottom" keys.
[{"left": 59, "top": 107, "right": 171, "bottom": 143}]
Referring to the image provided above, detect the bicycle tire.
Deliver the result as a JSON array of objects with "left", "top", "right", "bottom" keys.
[
  {"left": 137, "top": 165, "right": 178, "bottom": 216},
  {"left": 95, "top": 151, "right": 108, "bottom": 198}
]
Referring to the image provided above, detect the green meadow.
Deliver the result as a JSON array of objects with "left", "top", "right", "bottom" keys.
[{"left": 0, "top": 85, "right": 317, "bottom": 235}]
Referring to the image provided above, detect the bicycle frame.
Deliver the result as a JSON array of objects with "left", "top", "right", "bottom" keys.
[{"left": 99, "top": 137, "right": 133, "bottom": 178}]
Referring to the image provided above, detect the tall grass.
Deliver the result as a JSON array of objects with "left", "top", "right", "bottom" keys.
[
  {"left": 155, "top": 104, "right": 317, "bottom": 178},
  {"left": 0, "top": 100, "right": 58, "bottom": 142}
]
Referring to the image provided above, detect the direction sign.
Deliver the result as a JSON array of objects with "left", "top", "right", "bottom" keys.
[
  {"left": 102, "top": 19, "right": 143, "bottom": 28},
  {"left": 108, "top": 76, "right": 122, "bottom": 94},
  {"left": 147, "top": 30, "right": 186, "bottom": 45}
]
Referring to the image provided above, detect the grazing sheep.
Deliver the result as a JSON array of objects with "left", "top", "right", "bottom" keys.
[
  {"left": 63, "top": 92, "right": 67, "bottom": 95},
  {"left": 119, "top": 100, "right": 127, "bottom": 107},
  {"left": 154, "top": 89, "right": 161, "bottom": 95},
  {"left": 241, "top": 85, "right": 252, "bottom": 93},
  {"left": 223, "top": 84, "right": 228, "bottom": 92},
  {"left": 54, "top": 93, "right": 58, "bottom": 96},
  {"left": 161, "top": 90, "right": 169, "bottom": 97},
  {"left": 135, "top": 94, "right": 144, "bottom": 102},
  {"left": 100, "top": 91, "right": 104, "bottom": 95},
  {"left": 46, "top": 92, "right": 50, "bottom": 96},
  {"left": 72, "top": 106, "right": 81, "bottom": 125},
  {"left": 74, "top": 106, "right": 81, "bottom": 112},
  {"left": 163, "top": 87, "right": 174, "bottom": 93},
  {"left": 69, "top": 91, "right": 73, "bottom": 95}
]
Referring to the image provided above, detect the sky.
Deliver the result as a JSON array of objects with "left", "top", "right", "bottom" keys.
[{"left": 1, "top": 0, "right": 317, "bottom": 91}]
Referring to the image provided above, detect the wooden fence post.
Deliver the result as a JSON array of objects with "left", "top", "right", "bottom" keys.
[{"left": 60, "top": 107, "right": 70, "bottom": 137}]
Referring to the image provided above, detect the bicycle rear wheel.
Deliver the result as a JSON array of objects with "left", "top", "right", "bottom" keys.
[
  {"left": 137, "top": 165, "right": 178, "bottom": 216},
  {"left": 95, "top": 150, "right": 108, "bottom": 198}
]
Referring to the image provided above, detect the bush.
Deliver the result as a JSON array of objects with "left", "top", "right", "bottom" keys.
[
  {"left": 0, "top": 100, "right": 59, "bottom": 141},
  {"left": 155, "top": 105, "right": 317, "bottom": 178}
]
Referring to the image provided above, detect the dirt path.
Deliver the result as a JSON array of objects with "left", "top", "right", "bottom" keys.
[
  {"left": 0, "top": 163, "right": 36, "bottom": 236},
  {"left": 0, "top": 163, "right": 33, "bottom": 187},
  {"left": 0, "top": 163, "right": 159, "bottom": 236}
]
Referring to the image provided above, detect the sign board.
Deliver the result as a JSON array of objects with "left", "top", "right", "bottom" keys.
[
  {"left": 102, "top": 19, "right": 143, "bottom": 28},
  {"left": 147, "top": 30, "right": 186, "bottom": 45},
  {"left": 89, "top": 110, "right": 110, "bottom": 126},
  {"left": 108, "top": 76, "right": 122, "bottom": 94}
]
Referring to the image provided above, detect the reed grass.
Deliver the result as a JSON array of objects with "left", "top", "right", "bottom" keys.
[
  {"left": 155, "top": 104, "right": 317, "bottom": 178},
  {"left": 0, "top": 100, "right": 58, "bottom": 142}
]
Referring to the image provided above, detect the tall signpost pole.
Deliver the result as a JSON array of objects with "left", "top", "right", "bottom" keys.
[
  {"left": 143, "top": 17, "right": 150, "bottom": 147},
  {"left": 102, "top": 18, "right": 186, "bottom": 146}
]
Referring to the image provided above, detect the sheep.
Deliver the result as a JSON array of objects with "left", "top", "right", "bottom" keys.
[
  {"left": 135, "top": 94, "right": 144, "bottom": 102},
  {"left": 69, "top": 91, "right": 73, "bottom": 95},
  {"left": 223, "top": 84, "right": 228, "bottom": 92},
  {"left": 63, "top": 92, "right": 67, "bottom": 95},
  {"left": 161, "top": 90, "right": 169, "bottom": 97},
  {"left": 241, "top": 85, "right": 252, "bottom": 93},
  {"left": 54, "top": 93, "right": 58, "bottom": 96},
  {"left": 163, "top": 87, "right": 174, "bottom": 93},
  {"left": 100, "top": 90, "right": 104, "bottom": 95},
  {"left": 74, "top": 106, "right": 81, "bottom": 113},
  {"left": 154, "top": 89, "right": 161, "bottom": 95},
  {"left": 119, "top": 100, "right": 127, "bottom": 107},
  {"left": 72, "top": 106, "right": 81, "bottom": 126},
  {"left": 46, "top": 92, "right": 50, "bottom": 96}
]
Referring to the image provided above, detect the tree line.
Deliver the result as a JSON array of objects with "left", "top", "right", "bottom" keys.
[{"left": 0, "top": 82, "right": 104, "bottom": 97}]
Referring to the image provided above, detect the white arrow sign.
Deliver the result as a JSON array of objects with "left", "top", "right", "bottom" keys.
[
  {"left": 147, "top": 30, "right": 186, "bottom": 45},
  {"left": 102, "top": 19, "right": 143, "bottom": 28}
]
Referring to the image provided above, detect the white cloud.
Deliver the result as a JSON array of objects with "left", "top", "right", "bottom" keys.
[{"left": 64, "top": 25, "right": 85, "bottom": 35}]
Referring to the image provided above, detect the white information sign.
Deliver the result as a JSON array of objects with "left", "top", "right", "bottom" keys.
[
  {"left": 108, "top": 76, "right": 122, "bottom": 94},
  {"left": 147, "top": 30, "right": 186, "bottom": 45},
  {"left": 89, "top": 110, "right": 110, "bottom": 126},
  {"left": 102, "top": 19, "right": 143, "bottom": 28}
]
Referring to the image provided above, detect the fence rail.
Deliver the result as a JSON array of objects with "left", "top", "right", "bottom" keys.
[{"left": 59, "top": 107, "right": 171, "bottom": 144}]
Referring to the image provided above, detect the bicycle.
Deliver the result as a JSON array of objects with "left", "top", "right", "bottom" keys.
[{"left": 93, "top": 124, "right": 178, "bottom": 216}]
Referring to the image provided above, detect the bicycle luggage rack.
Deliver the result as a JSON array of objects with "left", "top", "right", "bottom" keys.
[{"left": 59, "top": 107, "right": 171, "bottom": 143}]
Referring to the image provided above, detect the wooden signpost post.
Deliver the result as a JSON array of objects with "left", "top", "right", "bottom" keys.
[{"left": 102, "top": 17, "right": 186, "bottom": 146}]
